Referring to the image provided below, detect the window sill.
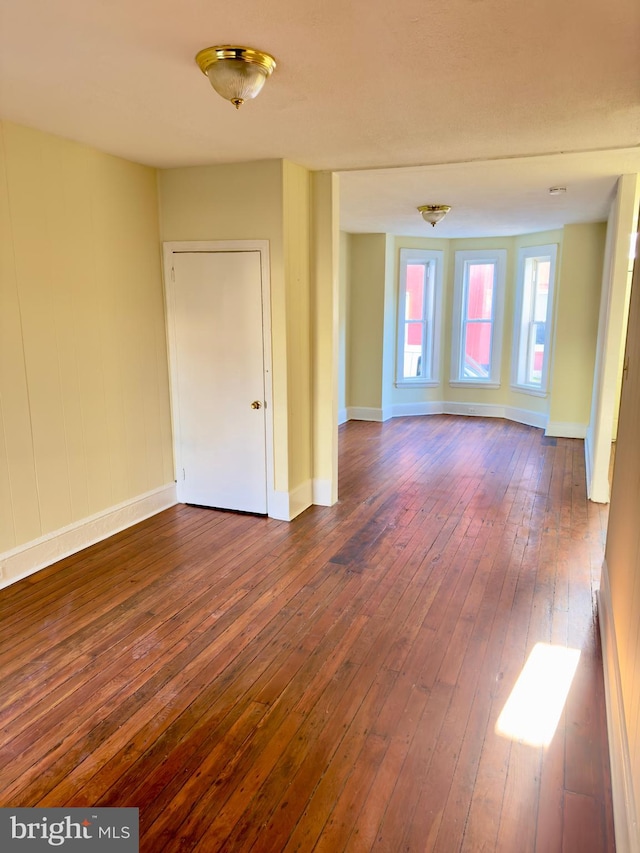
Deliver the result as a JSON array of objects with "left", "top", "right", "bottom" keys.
[
  {"left": 449, "top": 380, "right": 500, "bottom": 390},
  {"left": 395, "top": 380, "right": 440, "bottom": 388},
  {"left": 511, "top": 384, "right": 548, "bottom": 398}
]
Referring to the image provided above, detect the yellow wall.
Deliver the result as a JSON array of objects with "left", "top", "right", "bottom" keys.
[
  {"left": 605, "top": 243, "right": 640, "bottom": 837},
  {"left": 159, "top": 159, "right": 332, "bottom": 506},
  {"left": 311, "top": 172, "right": 339, "bottom": 502},
  {"left": 283, "top": 161, "right": 312, "bottom": 492},
  {"left": 0, "top": 121, "right": 173, "bottom": 553},
  {"left": 158, "top": 160, "right": 291, "bottom": 490},
  {"left": 347, "top": 234, "right": 388, "bottom": 410},
  {"left": 549, "top": 222, "right": 606, "bottom": 428},
  {"left": 345, "top": 226, "right": 604, "bottom": 431},
  {"left": 338, "top": 232, "right": 350, "bottom": 417}
]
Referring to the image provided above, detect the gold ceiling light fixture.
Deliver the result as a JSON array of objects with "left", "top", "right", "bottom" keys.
[
  {"left": 195, "top": 45, "right": 276, "bottom": 109},
  {"left": 418, "top": 204, "right": 452, "bottom": 227}
]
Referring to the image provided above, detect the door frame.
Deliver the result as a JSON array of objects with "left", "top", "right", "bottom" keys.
[{"left": 162, "top": 240, "right": 275, "bottom": 516}]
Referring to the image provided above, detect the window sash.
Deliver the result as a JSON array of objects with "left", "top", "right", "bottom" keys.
[
  {"left": 512, "top": 246, "right": 557, "bottom": 394},
  {"left": 397, "top": 250, "right": 443, "bottom": 385},
  {"left": 451, "top": 250, "right": 506, "bottom": 386}
]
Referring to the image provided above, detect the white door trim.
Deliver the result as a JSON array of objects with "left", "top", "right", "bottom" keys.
[{"left": 162, "top": 240, "right": 276, "bottom": 517}]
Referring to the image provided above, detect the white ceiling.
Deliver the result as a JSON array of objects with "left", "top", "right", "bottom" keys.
[{"left": 1, "top": 0, "right": 639, "bottom": 236}]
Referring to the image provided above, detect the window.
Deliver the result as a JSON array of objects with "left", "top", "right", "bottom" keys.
[
  {"left": 512, "top": 245, "right": 557, "bottom": 394},
  {"left": 396, "top": 248, "right": 443, "bottom": 385},
  {"left": 451, "top": 249, "right": 506, "bottom": 386}
]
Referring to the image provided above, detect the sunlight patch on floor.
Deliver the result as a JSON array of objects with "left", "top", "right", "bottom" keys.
[{"left": 496, "top": 642, "right": 581, "bottom": 747}]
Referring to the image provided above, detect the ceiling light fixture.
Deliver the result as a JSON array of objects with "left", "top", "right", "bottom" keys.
[
  {"left": 195, "top": 46, "right": 276, "bottom": 109},
  {"left": 418, "top": 204, "right": 451, "bottom": 227}
]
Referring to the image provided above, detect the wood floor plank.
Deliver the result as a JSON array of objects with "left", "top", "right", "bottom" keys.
[{"left": 0, "top": 416, "right": 614, "bottom": 852}]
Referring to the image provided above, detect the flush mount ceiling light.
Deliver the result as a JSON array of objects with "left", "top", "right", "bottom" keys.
[
  {"left": 418, "top": 204, "right": 451, "bottom": 227},
  {"left": 195, "top": 46, "right": 276, "bottom": 109}
]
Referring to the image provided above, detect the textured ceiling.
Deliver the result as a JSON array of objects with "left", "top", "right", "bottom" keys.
[{"left": 1, "top": 0, "right": 639, "bottom": 235}]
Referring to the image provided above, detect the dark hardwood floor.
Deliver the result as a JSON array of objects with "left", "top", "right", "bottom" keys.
[{"left": 0, "top": 416, "right": 614, "bottom": 851}]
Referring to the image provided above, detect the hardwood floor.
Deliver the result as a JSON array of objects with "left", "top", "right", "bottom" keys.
[{"left": 0, "top": 416, "right": 614, "bottom": 851}]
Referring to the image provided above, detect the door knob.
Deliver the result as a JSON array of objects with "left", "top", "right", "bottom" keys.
[{"left": 251, "top": 400, "right": 262, "bottom": 409}]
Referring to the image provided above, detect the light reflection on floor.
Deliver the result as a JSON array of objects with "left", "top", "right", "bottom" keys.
[{"left": 495, "top": 643, "right": 581, "bottom": 747}]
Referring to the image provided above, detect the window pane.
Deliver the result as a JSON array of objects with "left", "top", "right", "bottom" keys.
[
  {"left": 533, "top": 260, "right": 550, "bottom": 323},
  {"left": 403, "top": 323, "right": 423, "bottom": 378},
  {"left": 467, "top": 264, "right": 495, "bottom": 320},
  {"left": 464, "top": 321, "right": 492, "bottom": 378},
  {"left": 527, "top": 322, "right": 545, "bottom": 385},
  {"left": 405, "top": 264, "right": 425, "bottom": 321}
]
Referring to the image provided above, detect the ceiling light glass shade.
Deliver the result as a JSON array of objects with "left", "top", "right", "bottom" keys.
[
  {"left": 418, "top": 204, "right": 451, "bottom": 227},
  {"left": 195, "top": 46, "right": 276, "bottom": 109}
]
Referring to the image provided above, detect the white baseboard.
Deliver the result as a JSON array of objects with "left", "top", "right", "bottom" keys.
[
  {"left": 0, "top": 484, "right": 178, "bottom": 589},
  {"left": 267, "top": 490, "right": 291, "bottom": 521},
  {"left": 344, "top": 402, "right": 585, "bottom": 438},
  {"left": 313, "top": 478, "right": 337, "bottom": 507},
  {"left": 338, "top": 407, "right": 348, "bottom": 425},
  {"left": 391, "top": 401, "right": 445, "bottom": 418},
  {"left": 585, "top": 427, "right": 594, "bottom": 498},
  {"left": 545, "top": 421, "right": 587, "bottom": 439},
  {"left": 385, "top": 400, "right": 546, "bottom": 430},
  {"left": 290, "top": 480, "right": 313, "bottom": 520},
  {"left": 598, "top": 560, "right": 639, "bottom": 853},
  {"left": 347, "top": 406, "right": 385, "bottom": 422},
  {"left": 443, "top": 401, "right": 547, "bottom": 430},
  {"left": 269, "top": 481, "right": 313, "bottom": 522}
]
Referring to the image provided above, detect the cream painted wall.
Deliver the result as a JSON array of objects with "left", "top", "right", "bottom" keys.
[
  {"left": 548, "top": 222, "right": 606, "bottom": 429},
  {"left": 158, "top": 161, "right": 291, "bottom": 491},
  {"left": 338, "top": 232, "right": 350, "bottom": 420},
  {"left": 344, "top": 225, "right": 605, "bottom": 431},
  {"left": 282, "top": 161, "right": 312, "bottom": 493},
  {"left": 587, "top": 175, "right": 639, "bottom": 502},
  {"left": 0, "top": 121, "right": 173, "bottom": 555},
  {"left": 311, "top": 172, "right": 339, "bottom": 503},
  {"left": 159, "top": 159, "right": 337, "bottom": 511},
  {"left": 351, "top": 230, "right": 569, "bottom": 424},
  {"left": 347, "top": 234, "right": 388, "bottom": 411},
  {"left": 604, "top": 244, "right": 640, "bottom": 845}
]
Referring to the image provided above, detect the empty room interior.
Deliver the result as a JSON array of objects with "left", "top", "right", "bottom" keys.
[{"left": 1, "top": 1, "right": 640, "bottom": 850}]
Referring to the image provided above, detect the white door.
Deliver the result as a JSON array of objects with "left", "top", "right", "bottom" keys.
[{"left": 169, "top": 250, "right": 268, "bottom": 513}]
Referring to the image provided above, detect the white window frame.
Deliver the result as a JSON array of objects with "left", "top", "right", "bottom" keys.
[
  {"left": 396, "top": 248, "right": 444, "bottom": 387},
  {"left": 511, "top": 244, "right": 557, "bottom": 396},
  {"left": 450, "top": 249, "right": 506, "bottom": 388}
]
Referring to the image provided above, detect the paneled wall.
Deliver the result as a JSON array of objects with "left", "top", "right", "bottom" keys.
[{"left": 0, "top": 122, "right": 174, "bottom": 560}]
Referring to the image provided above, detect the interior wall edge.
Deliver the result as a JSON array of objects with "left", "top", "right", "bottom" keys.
[
  {"left": 0, "top": 483, "right": 177, "bottom": 589},
  {"left": 598, "top": 560, "right": 640, "bottom": 853}
]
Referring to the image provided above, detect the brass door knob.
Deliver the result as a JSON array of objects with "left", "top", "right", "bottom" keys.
[{"left": 251, "top": 400, "right": 262, "bottom": 409}]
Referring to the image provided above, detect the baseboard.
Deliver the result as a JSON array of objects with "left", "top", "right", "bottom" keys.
[
  {"left": 545, "top": 421, "right": 587, "bottom": 439},
  {"left": 269, "top": 481, "right": 313, "bottom": 522},
  {"left": 442, "top": 401, "right": 547, "bottom": 430},
  {"left": 0, "top": 484, "right": 178, "bottom": 590},
  {"left": 598, "top": 561, "right": 639, "bottom": 853},
  {"left": 267, "top": 491, "right": 292, "bottom": 522},
  {"left": 347, "top": 401, "right": 547, "bottom": 431},
  {"left": 585, "top": 427, "right": 594, "bottom": 498},
  {"left": 391, "top": 401, "right": 445, "bottom": 418},
  {"left": 346, "top": 406, "right": 385, "bottom": 422},
  {"left": 289, "top": 480, "right": 313, "bottom": 520},
  {"left": 313, "top": 478, "right": 337, "bottom": 507},
  {"left": 338, "top": 407, "right": 348, "bottom": 425}
]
